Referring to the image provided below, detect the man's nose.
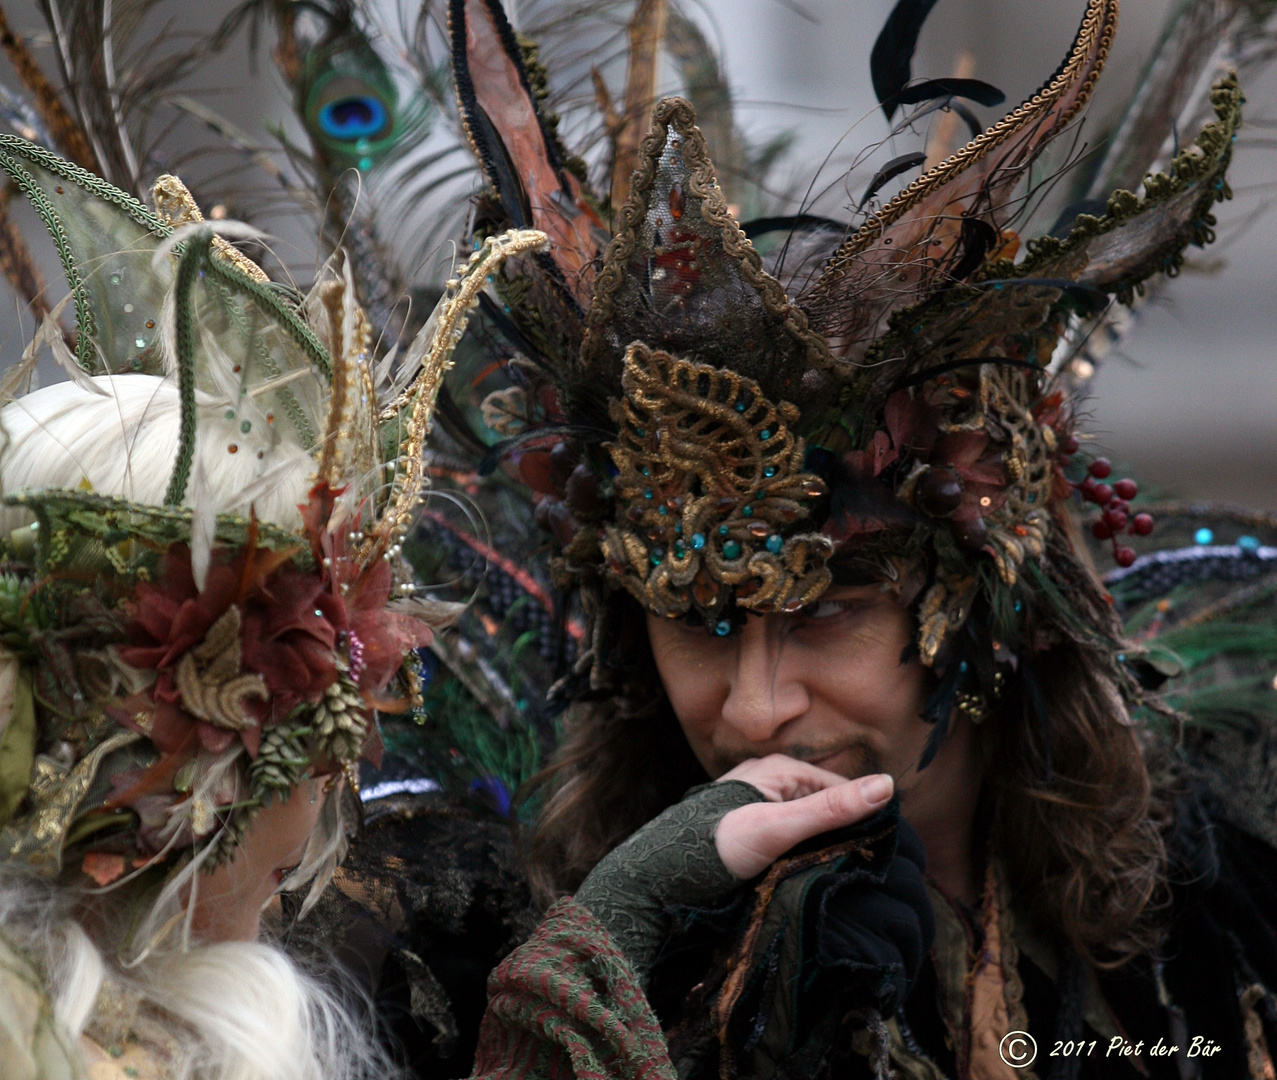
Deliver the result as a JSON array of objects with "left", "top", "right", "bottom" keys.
[{"left": 719, "top": 616, "right": 809, "bottom": 743}]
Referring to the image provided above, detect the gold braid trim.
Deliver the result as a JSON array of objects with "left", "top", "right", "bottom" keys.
[
  {"left": 368, "top": 229, "right": 548, "bottom": 561},
  {"left": 809, "top": 0, "right": 1117, "bottom": 292},
  {"left": 1241, "top": 985, "right": 1277, "bottom": 1080},
  {"left": 602, "top": 343, "right": 831, "bottom": 620},
  {"left": 151, "top": 174, "right": 269, "bottom": 283},
  {"left": 995, "top": 862, "right": 1039, "bottom": 1080}
]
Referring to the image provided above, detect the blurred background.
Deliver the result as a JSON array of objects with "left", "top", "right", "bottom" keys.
[{"left": 0, "top": 0, "right": 1272, "bottom": 506}]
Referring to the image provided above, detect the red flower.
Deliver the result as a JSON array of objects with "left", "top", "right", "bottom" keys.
[
  {"left": 115, "top": 485, "right": 434, "bottom": 759},
  {"left": 115, "top": 540, "right": 339, "bottom": 756}
]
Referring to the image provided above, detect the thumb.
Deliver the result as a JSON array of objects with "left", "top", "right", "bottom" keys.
[{"left": 715, "top": 774, "right": 894, "bottom": 880}]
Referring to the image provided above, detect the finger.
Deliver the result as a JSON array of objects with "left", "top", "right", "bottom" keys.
[
  {"left": 716, "top": 773, "right": 894, "bottom": 879},
  {"left": 717, "top": 754, "right": 858, "bottom": 803}
]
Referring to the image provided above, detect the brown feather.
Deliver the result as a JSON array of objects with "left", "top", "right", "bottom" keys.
[
  {"left": 0, "top": 183, "right": 52, "bottom": 324},
  {"left": 454, "top": 0, "right": 602, "bottom": 307},
  {"left": 0, "top": 2, "right": 96, "bottom": 170}
]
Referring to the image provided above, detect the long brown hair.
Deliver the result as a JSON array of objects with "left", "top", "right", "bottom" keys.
[{"left": 524, "top": 551, "right": 1173, "bottom": 966}]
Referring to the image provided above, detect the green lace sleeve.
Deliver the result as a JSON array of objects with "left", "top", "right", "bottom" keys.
[{"left": 574, "top": 779, "right": 766, "bottom": 980}]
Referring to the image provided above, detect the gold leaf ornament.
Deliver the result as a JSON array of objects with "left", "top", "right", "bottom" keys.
[
  {"left": 173, "top": 606, "right": 268, "bottom": 730},
  {"left": 601, "top": 344, "right": 832, "bottom": 621}
]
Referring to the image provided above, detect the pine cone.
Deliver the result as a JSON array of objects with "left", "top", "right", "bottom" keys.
[
  {"left": 251, "top": 723, "right": 310, "bottom": 799},
  {"left": 310, "top": 675, "right": 369, "bottom": 764}
]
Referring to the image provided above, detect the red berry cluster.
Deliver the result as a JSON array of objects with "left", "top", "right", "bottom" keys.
[{"left": 1075, "top": 458, "right": 1153, "bottom": 567}]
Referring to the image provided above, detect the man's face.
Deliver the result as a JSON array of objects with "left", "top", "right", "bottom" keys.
[{"left": 646, "top": 585, "right": 949, "bottom": 804}]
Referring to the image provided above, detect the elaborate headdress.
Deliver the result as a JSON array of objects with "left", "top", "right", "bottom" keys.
[
  {"left": 0, "top": 133, "right": 545, "bottom": 899},
  {"left": 445, "top": 0, "right": 1242, "bottom": 748}
]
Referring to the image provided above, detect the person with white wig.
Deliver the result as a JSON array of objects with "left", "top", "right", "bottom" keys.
[{"left": 0, "top": 134, "right": 543, "bottom": 1078}]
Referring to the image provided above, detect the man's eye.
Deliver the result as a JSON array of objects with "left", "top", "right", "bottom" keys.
[{"left": 803, "top": 600, "right": 854, "bottom": 620}]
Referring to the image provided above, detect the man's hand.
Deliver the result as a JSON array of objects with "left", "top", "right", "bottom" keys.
[{"left": 715, "top": 755, "right": 894, "bottom": 880}]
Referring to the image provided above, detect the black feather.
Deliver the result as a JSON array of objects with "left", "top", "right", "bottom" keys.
[
  {"left": 477, "top": 291, "right": 542, "bottom": 364},
  {"left": 858, "top": 152, "right": 928, "bottom": 210},
  {"left": 897, "top": 356, "right": 1042, "bottom": 391},
  {"left": 432, "top": 384, "right": 493, "bottom": 458},
  {"left": 871, "top": 0, "right": 944, "bottom": 121},
  {"left": 470, "top": 105, "right": 531, "bottom": 227},
  {"left": 919, "top": 658, "right": 966, "bottom": 769},
  {"left": 949, "top": 99, "right": 984, "bottom": 140},
  {"left": 893, "top": 78, "right": 1006, "bottom": 110},
  {"left": 478, "top": 425, "right": 611, "bottom": 476},
  {"left": 740, "top": 215, "right": 847, "bottom": 239},
  {"left": 948, "top": 215, "right": 998, "bottom": 281}
]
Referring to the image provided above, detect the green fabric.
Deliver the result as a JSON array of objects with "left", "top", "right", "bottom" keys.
[
  {"left": 0, "top": 665, "right": 35, "bottom": 828},
  {"left": 472, "top": 897, "right": 676, "bottom": 1080},
  {"left": 574, "top": 779, "right": 765, "bottom": 980}
]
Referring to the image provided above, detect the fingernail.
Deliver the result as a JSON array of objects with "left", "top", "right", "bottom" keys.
[{"left": 859, "top": 774, "right": 893, "bottom": 806}]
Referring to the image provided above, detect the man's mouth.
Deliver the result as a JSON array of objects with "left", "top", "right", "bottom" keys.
[{"left": 790, "top": 739, "right": 884, "bottom": 777}]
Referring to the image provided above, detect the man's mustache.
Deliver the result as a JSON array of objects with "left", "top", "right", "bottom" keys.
[{"left": 713, "top": 737, "right": 884, "bottom": 777}]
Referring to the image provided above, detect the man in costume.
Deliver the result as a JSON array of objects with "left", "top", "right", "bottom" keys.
[{"left": 418, "top": 1, "right": 1277, "bottom": 1078}]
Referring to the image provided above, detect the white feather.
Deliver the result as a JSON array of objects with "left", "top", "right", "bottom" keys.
[
  {"left": 385, "top": 291, "right": 445, "bottom": 403},
  {"left": 188, "top": 454, "right": 215, "bottom": 591},
  {"left": 150, "top": 220, "right": 272, "bottom": 271},
  {"left": 27, "top": 295, "right": 107, "bottom": 398},
  {"left": 372, "top": 342, "right": 398, "bottom": 392}
]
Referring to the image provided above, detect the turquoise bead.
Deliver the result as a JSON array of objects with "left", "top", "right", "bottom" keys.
[
  {"left": 714, "top": 620, "right": 732, "bottom": 636},
  {"left": 765, "top": 534, "right": 783, "bottom": 554},
  {"left": 722, "top": 540, "right": 742, "bottom": 559},
  {"left": 742, "top": 506, "right": 753, "bottom": 517}
]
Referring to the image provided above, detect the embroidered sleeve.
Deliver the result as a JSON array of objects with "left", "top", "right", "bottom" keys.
[{"left": 471, "top": 898, "right": 677, "bottom": 1080}]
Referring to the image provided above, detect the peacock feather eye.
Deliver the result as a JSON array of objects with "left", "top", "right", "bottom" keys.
[{"left": 300, "top": 36, "right": 405, "bottom": 169}]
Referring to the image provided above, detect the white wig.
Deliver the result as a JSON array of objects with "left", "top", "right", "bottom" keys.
[
  {"left": 0, "top": 374, "right": 314, "bottom": 532},
  {"left": 0, "top": 872, "right": 402, "bottom": 1080}
]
